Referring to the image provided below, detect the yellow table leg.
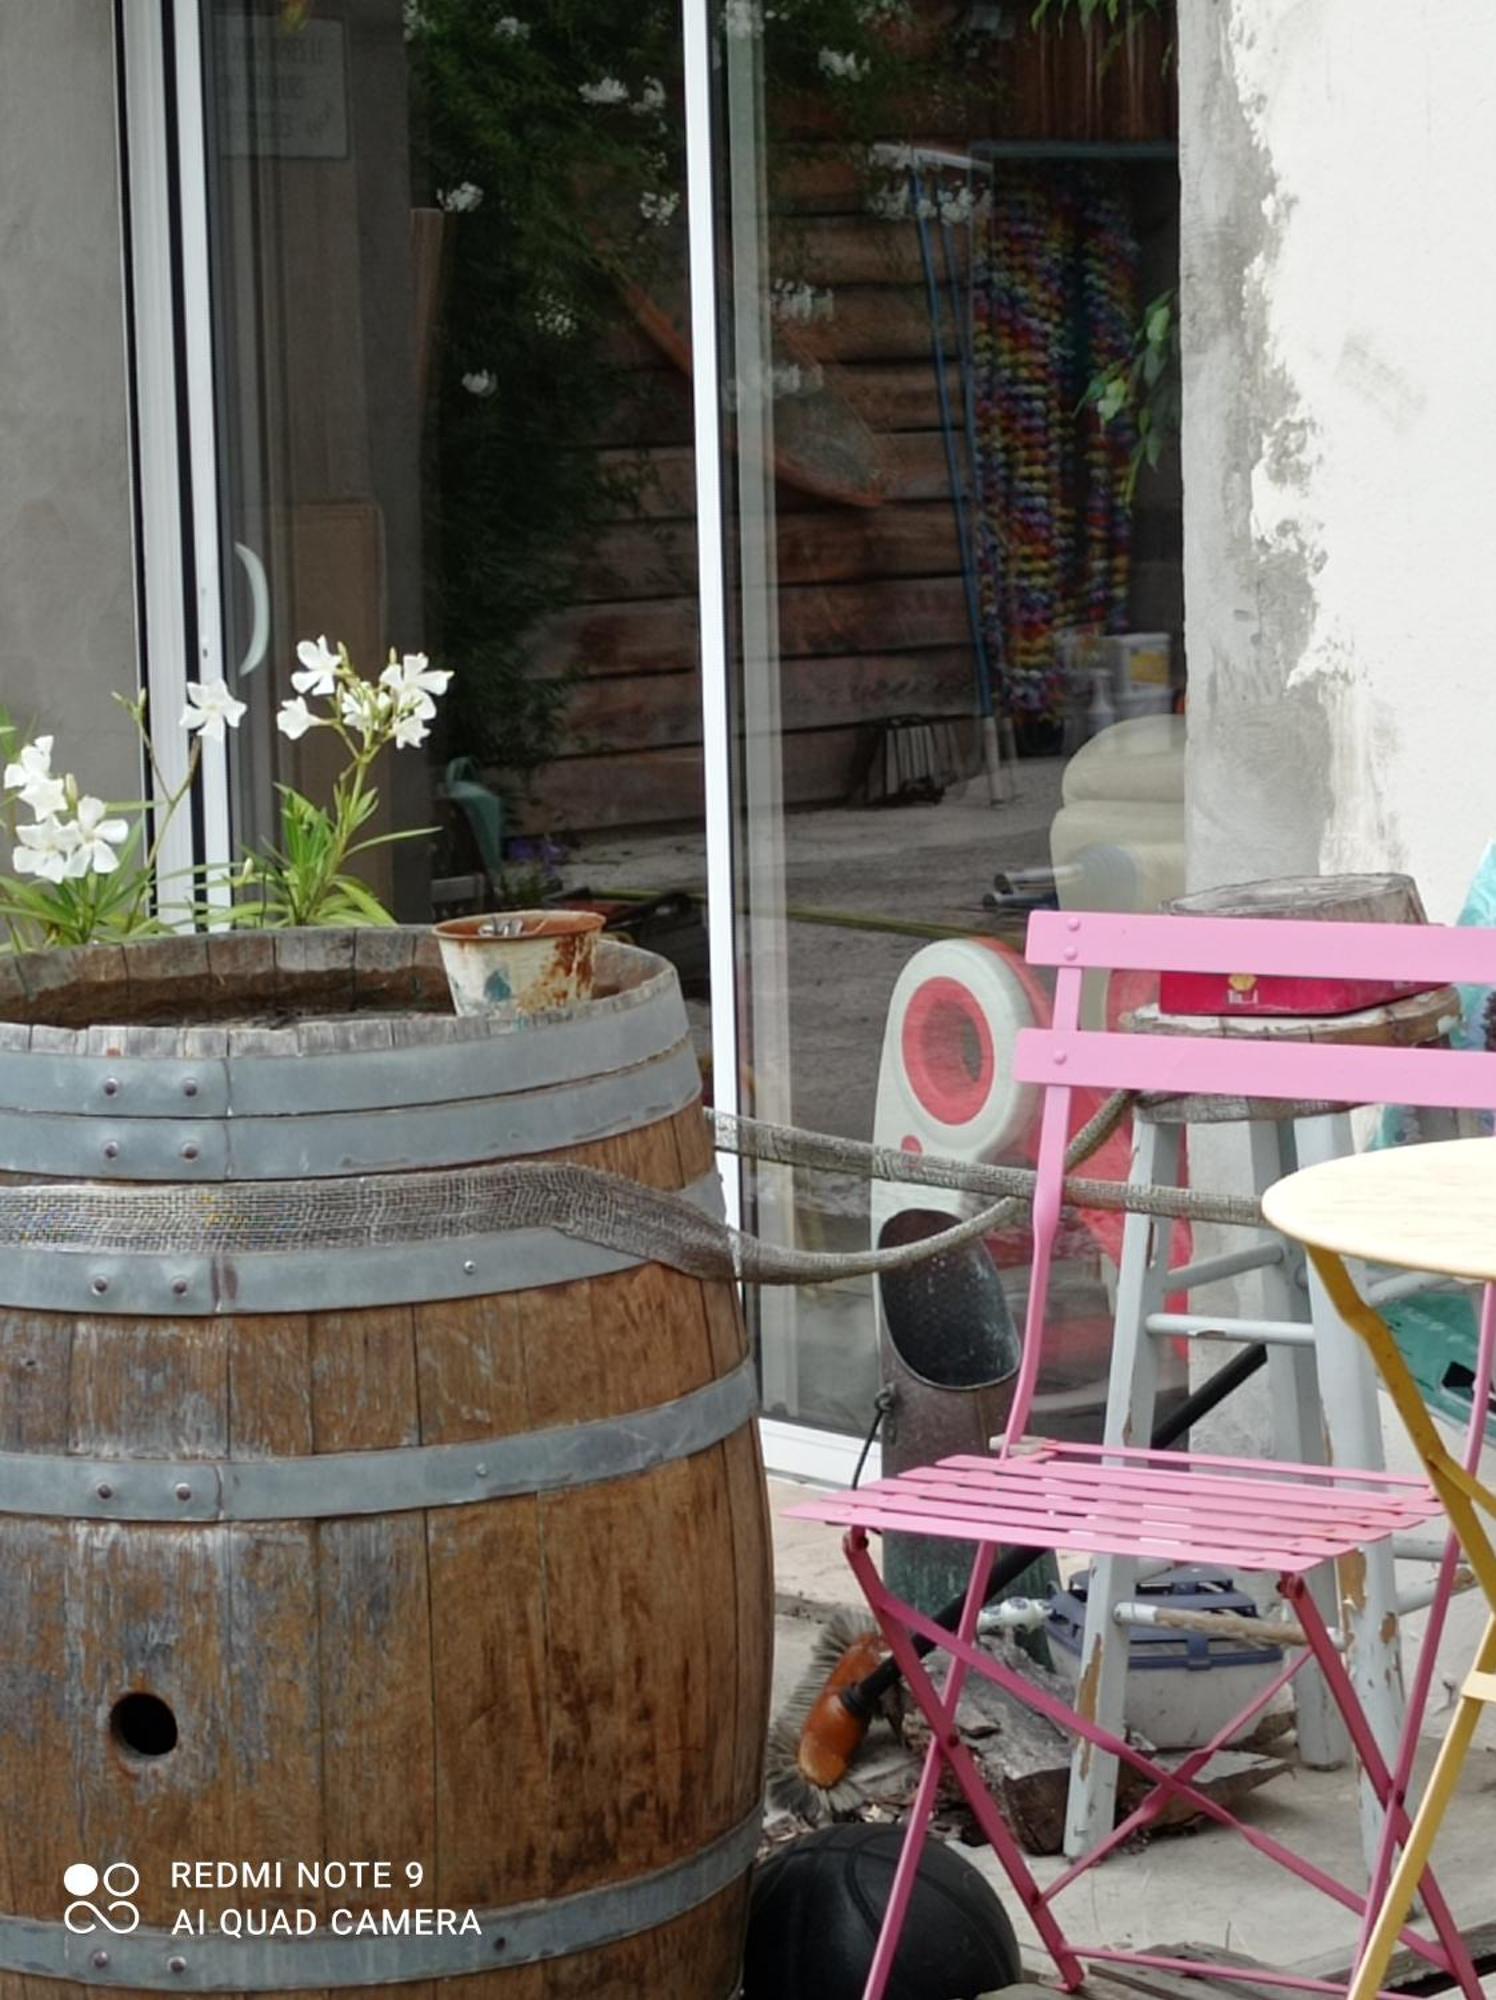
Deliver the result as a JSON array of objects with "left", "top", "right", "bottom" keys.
[
  {"left": 1348, "top": 1612, "right": 1496, "bottom": 2000},
  {"left": 1308, "top": 1249, "right": 1496, "bottom": 1605},
  {"left": 1302, "top": 1249, "right": 1496, "bottom": 2000}
]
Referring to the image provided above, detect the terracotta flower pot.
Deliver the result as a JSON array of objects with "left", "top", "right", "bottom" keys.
[{"left": 433, "top": 909, "right": 606, "bottom": 1018}]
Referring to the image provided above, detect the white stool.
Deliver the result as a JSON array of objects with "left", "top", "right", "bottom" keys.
[{"left": 1062, "top": 989, "right": 1459, "bottom": 1871}]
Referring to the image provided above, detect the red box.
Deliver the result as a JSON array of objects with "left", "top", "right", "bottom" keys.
[{"left": 1158, "top": 969, "right": 1439, "bottom": 1019}]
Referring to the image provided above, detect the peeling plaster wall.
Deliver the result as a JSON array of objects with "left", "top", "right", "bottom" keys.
[{"left": 1182, "top": 0, "right": 1496, "bottom": 918}]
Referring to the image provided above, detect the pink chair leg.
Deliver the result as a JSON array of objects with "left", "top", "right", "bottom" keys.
[
  {"left": 1000, "top": 1082, "right": 1071, "bottom": 1451},
  {"left": 1276, "top": 1578, "right": 1481, "bottom": 2000},
  {"left": 856, "top": 1552, "right": 989, "bottom": 2000},
  {"left": 847, "top": 1532, "right": 1087, "bottom": 1991},
  {"left": 875, "top": 1578, "right": 1457, "bottom": 1976}
]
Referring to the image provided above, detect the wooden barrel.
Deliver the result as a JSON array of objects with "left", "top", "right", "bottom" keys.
[{"left": 0, "top": 930, "right": 770, "bottom": 1999}]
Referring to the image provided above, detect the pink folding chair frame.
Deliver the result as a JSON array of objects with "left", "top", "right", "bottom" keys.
[{"left": 791, "top": 908, "right": 1496, "bottom": 2000}]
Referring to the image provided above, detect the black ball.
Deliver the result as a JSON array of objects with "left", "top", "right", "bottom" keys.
[{"left": 744, "top": 1825, "right": 1022, "bottom": 2000}]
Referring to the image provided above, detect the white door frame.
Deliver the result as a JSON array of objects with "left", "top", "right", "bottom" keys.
[
  {"left": 118, "top": 0, "right": 233, "bottom": 900},
  {"left": 678, "top": 0, "right": 870, "bottom": 1485}
]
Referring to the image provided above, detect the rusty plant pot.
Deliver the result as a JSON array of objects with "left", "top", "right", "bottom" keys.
[{"left": 434, "top": 908, "right": 605, "bottom": 1018}]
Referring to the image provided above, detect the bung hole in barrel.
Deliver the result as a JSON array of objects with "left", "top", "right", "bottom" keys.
[{"left": 110, "top": 1692, "right": 178, "bottom": 1760}]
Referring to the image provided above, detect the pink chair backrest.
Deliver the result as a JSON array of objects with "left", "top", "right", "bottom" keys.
[{"left": 992, "top": 909, "right": 1496, "bottom": 1449}]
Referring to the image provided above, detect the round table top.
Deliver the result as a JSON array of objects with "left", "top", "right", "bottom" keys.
[{"left": 1262, "top": 1137, "right": 1496, "bottom": 1280}]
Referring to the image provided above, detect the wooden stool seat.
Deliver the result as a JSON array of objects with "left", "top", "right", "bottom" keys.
[{"left": 1128, "top": 985, "right": 1460, "bottom": 1123}]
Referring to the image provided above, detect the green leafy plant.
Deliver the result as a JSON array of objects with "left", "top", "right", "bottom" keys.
[
  {"left": 232, "top": 640, "right": 449, "bottom": 929},
  {"left": 0, "top": 640, "right": 448, "bottom": 952},
  {"left": 1083, "top": 285, "right": 1179, "bottom": 500},
  {"left": 0, "top": 688, "right": 234, "bottom": 950}
]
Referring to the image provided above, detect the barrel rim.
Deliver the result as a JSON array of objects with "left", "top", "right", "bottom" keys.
[{"left": 0, "top": 929, "right": 676, "bottom": 1054}]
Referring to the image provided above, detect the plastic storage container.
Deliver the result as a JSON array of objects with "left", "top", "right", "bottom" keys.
[{"left": 1048, "top": 1565, "right": 1284, "bottom": 1750}]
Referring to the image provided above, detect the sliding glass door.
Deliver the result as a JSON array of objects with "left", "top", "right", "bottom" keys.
[{"left": 708, "top": 0, "right": 1186, "bottom": 1456}]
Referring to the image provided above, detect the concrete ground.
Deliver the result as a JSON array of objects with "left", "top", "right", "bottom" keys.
[{"left": 767, "top": 1477, "right": 1496, "bottom": 1981}]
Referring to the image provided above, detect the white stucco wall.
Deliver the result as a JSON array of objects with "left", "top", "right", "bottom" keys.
[{"left": 1182, "top": 0, "right": 1496, "bottom": 921}]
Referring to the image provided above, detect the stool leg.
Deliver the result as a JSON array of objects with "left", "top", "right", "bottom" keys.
[
  {"left": 1251, "top": 1118, "right": 1350, "bottom": 1775},
  {"left": 1348, "top": 1611, "right": 1496, "bottom": 2000},
  {"left": 1295, "top": 1110, "right": 1407, "bottom": 1875},
  {"left": 1062, "top": 1118, "right": 1179, "bottom": 1859}
]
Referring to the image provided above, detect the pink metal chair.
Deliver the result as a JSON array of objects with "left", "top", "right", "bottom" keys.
[{"left": 790, "top": 908, "right": 1496, "bottom": 2000}]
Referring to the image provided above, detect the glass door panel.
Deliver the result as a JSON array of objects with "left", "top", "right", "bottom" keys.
[
  {"left": 201, "top": 0, "right": 707, "bottom": 949},
  {"left": 714, "top": 0, "right": 1186, "bottom": 1442}
]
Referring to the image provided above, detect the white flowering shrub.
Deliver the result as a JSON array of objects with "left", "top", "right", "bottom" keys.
[{"left": 0, "top": 638, "right": 449, "bottom": 949}]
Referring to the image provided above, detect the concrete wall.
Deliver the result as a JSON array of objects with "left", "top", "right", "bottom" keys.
[
  {"left": 0, "top": 1, "right": 139, "bottom": 803},
  {"left": 1181, "top": 0, "right": 1496, "bottom": 922}
]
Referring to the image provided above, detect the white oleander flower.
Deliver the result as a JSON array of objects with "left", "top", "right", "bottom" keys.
[
  {"left": 380, "top": 651, "right": 453, "bottom": 723},
  {"left": 392, "top": 711, "right": 431, "bottom": 750},
  {"left": 292, "top": 635, "right": 340, "bottom": 698},
  {"left": 578, "top": 77, "right": 628, "bottom": 104},
  {"left": 462, "top": 370, "right": 499, "bottom": 397},
  {"left": 818, "top": 47, "right": 867, "bottom": 79},
  {"left": 639, "top": 189, "right": 680, "bottom": 226},
  {"left": 632, "top": 77, "right": 666, "bottom": 115},
  {"left": 276, "top": 696, "right": 320, "bottom": 743},
  {"left": 338, "top": 680, "right": 394, "bottom": 744},
  {"left": 12, "top": 814, "right": 77, "bottom": 884},
  {"left": 3, "top": 736, "right": 67, "bottom": 818},
  {"left": 68, "top": 796, "right": 130, "bottom": 877},
  {"left": 438, "top": 182, "right": 484, "bottom": 213},
  {"left": 493, "top": 14, "right": 529, "bottom": 37},
  {"left": 181, "top": 680, "right": 248, "bottom": 744},
  {"left": 535, "top": 293, "right": 578, "bottom": 338}
]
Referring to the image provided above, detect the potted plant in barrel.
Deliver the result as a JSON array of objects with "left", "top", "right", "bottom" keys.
[{"left": 0, "top": 639, "right": 601, "bottom": 1016}]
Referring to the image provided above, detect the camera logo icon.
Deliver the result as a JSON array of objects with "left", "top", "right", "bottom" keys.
[{"left": 63, "top": 1863, "right": 140, "bottom": 1936}]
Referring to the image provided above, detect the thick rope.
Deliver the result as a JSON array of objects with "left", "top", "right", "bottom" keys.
[
  {"left": 708, "top": 1106, "right": 1264, "bottom": 1231},
  {"left": 0, "top": 1093, "right": 1264, "bottom": 1294}
]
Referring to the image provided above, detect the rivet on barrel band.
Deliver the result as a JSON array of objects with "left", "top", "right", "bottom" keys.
[
  {"left": 0, "top": 1358, "right": 757, "bottom": 1522},
  {"left": 0, "top": 1812, "right": 761, "bottom": 1989}
]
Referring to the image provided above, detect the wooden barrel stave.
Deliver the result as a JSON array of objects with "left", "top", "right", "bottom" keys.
[{"left": 0, "top": 936, "right": 768, "bottom": 2000}]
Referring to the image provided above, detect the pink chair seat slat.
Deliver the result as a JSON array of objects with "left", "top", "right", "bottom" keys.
[
  {"left": 1025, "top": 908, "right": 1496, "bottom": 986},
  {"left": 949, "top": 1439, "right": 1432, "bottom": 1488},
  {"left": 788, "top": 1448, "right": 1441, "bottom": 1575}
]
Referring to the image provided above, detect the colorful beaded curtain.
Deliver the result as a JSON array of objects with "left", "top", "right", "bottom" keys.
[{"left": 971, "top": 170, "right": 1140, "bottom": 721}]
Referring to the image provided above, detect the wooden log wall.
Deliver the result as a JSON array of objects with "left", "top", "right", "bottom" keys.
[{"left": 521, "top": 7, "right": 1178, "bottom": 837}]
